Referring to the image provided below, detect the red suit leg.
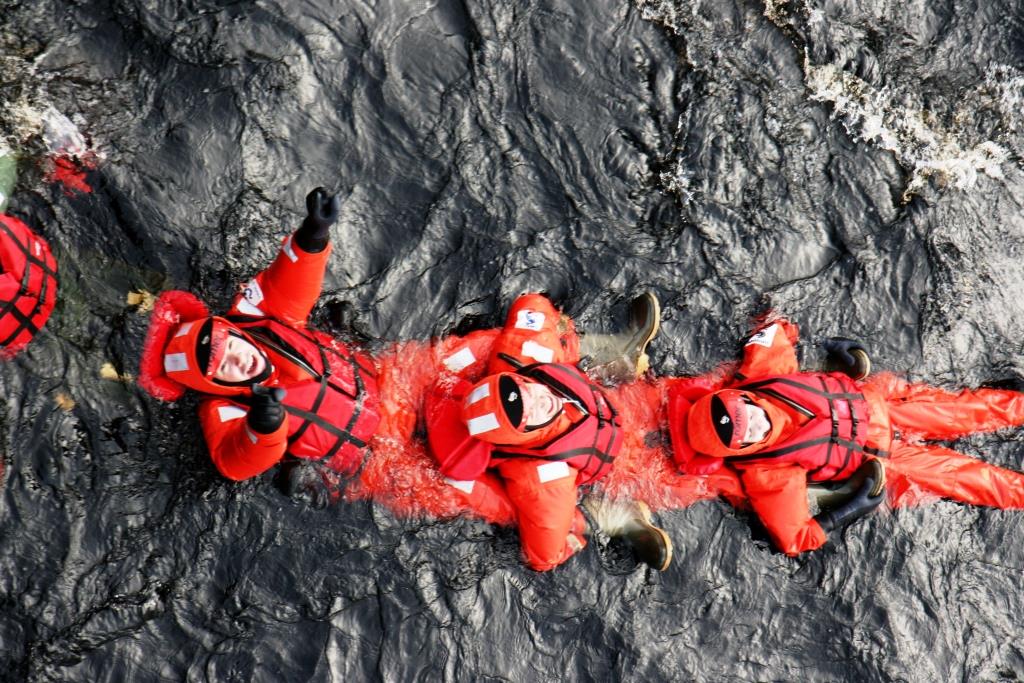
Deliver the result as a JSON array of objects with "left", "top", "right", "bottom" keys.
[
  {"left": 497, "top": 459, "right": 586, "bottom": 571},
  {"left": 442, "top": 472, "right": 518, "bottom": 526},
  {"left": 885, "top": 441, "right": 1024, "bottom": 509},
  {"left": 883, "top": 379, "right": 1024, "bottom": 441}
]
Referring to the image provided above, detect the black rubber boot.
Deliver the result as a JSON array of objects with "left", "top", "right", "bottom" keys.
[
  {"left": 823, "top": 347, "right": 872, "bottom": 381},
  {"left": 808, "top": 458, "right": 886, "bottom": 514},
  {"left": 583, "top": 496, "right": 673, "bottom": 571},
  {"left": 621, "top": 502, "right": 673, "bottom": 571},
  {"left": 580, "top": 292, "right": 661, "bottom": 383}
]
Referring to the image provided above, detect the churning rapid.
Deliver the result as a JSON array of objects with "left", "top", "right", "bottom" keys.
[{"left": 2, "top": 0, "right": 1024, "bottom": 680}]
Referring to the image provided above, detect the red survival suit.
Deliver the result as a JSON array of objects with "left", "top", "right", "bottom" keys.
[
  {"left": 139, "top": 231, "right": 380, "bottom": 480},
  {"left": 424, "top": 294, "right": 622, "bottom": 571},
  {"left": 354, "top": 323, "right": 739, "bottom": 529},
  {"left": 0, "top": 214, "right": 58, "bottom": 358},
  {"left": 668, "top": 318, "right": 1024, "bottom": 556}
]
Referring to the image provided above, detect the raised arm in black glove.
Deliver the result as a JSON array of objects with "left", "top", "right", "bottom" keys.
[
  {"left": 814, "top": 474, "right": 884, "bottom": 533},
  {"left": 821, "top": 337, "right": 871, "bottom": 381},
  {"left": 248, "top": 384, "right": 287, "bottom": 434},
  {"left": 294, "top": 187, "right": 340, "bottom": 253}
]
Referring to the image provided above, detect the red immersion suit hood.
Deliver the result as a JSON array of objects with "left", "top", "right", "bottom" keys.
[
  {"left": 687, "top": 389, "right": 781, "bottom": 457},
  {"left": 461, "top": 373, "right": 567, "bottom": 446},
  {"left": 138, "top": 290, "right": 254, "bottom": 400}
]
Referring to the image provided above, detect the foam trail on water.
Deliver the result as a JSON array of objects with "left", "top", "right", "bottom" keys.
[
  {"left": 802, "top": 54, "right": 1009, "bottom": 196},
  {"left": 660, "top": 151, "right": 696, "bottom": 205},
  {"left": 634, "top": 0, "right": 1015, "bottom": 198},
  {"left": 0, "top": 56, "right": 103, "bottom": 162}
]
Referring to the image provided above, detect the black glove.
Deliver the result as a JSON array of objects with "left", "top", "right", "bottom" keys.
[
  {"left": 814, "top": 476, "right": 884, "bottom": 533},
  {"left": 821, "top": 337, "right": 871, "bottom": 380},
  {"left": 294, "top": 187, "right": 340, "bottom": 253},
  {"left": 248, "top": 384, "right": 287, "bottom": 434}
]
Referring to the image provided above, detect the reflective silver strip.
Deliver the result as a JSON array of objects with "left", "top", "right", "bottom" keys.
[
  {"left": 444, "top": 478, "right": 475, "bottom": 494},
  {"left": 217, "top": 405, "right": 247, "bottom": 422},
  {"left": 282, "top": 234, "right": 298, "bottom": 263},
  {"left": 521, "top": 340, "right": 554, "bottom": 363},
  {"left": 537, "top": 461, "right": 571, "bottom": 483},
  {"left": 466, "top": 382, "right": 490, "bottom": 405},
  {"left": 467, "top": 413, "right": 500, "bottom": 435},
  {"left": 235, "top": 298, "right": 264, "bottom": 316},
  {"left": 164, "top": 352, "right": 190, "bottom": 373},
  {"left": 442, "top": 347, "right": 476, "bottom": 372}
]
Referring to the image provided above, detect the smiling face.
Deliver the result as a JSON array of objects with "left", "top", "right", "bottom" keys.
[
  {"left": 213, "top": 335, "right": 267, "bottom": 383},
  {"left": 742, "top": 402, "right": 772, "bottom": 445},
  {"left": 520, "top": 381, "right": 564, "bottom": 428}
]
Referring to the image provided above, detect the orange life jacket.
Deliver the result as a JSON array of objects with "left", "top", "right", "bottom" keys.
[
  {"left": 726, "top": 373, "right": 873, "bottom": 483},
  {"left": 487, "top": 363, "right": 620, "bottom": 484},
  {"left": 226, "top": 315, "right": 381, "bottom": 474},
  {"left": 0, "top": 215, "right": 57, "bottom": 357}
]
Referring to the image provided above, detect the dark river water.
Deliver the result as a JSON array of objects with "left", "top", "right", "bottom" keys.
[{"left": 2, "top": 0, "right": 1024, "bottom": 680}]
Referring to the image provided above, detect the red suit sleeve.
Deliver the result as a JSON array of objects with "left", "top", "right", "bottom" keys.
[
  {"left": 666, "top": 378, "right": 725, "bottom": 475},
  {"left": 227, "top": 231, "right": 332, "bottom": 326},
  {"left": 736, "top": 319, "right": 800, "bottom": 380},
  {"left": 426, "top": 378, "right": 494, "bottom": 480},
  {"left": 432, "top": 329, "right": 500, "bottom": 381},
  {"left": 487, "top": 293, "right": 580, "bottom": 374},
  {"left": 738, "top": 463, "right": 828, "bottom": 556},
  {"left": 199, "top": 399, "right": 289, "bottom": 481}
]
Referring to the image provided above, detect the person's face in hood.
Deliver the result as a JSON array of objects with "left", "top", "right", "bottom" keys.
[
  {"left": 688, "top": 389, "right": 784, "bottom": 457},
  {"left": 742, "top": 402, "right": 772, "bottom": 445},
  {"left": 521, "top": 381, "right": 564, "bottom": 429},
  {"left": 213, "top": 335, "right": 267, "bottom": 383}
]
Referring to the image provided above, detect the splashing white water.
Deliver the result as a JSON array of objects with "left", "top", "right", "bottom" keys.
[
  {"left": 803, "top": 55, "right": 1008, "bottom": 196},
  {"left": 583, "top": 495, "right": 648, "bottom": 535},
  {"left": 0, "top": 55, "right": 102, "bottom": 162},
  {"left": 660, "top": 154, "right": 697, "bottom": 204},
  {"left": 634, "top": 0, "right": 1014, "bottom": 197},
  {"left": 982, "top": 64, "right": 1024, "bottom": 135}
]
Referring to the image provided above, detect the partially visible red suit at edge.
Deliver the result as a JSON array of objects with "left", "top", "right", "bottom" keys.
[
  {"left": 0, "top": 214, "right": 58, "bottom": 359},
  {"left": 667, "top": 317, "right": 1024, "bottom": 556},
  {"left": 138, "top": 190, "right": 380, "bottom": 481},
  {"left": 422, "top": 294, "right": 621, "bottom": 571}
]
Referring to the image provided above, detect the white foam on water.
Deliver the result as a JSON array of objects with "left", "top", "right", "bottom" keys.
[
  {"left": 659, "top": 153, "right": 696, "bottom": 204},
  {"left": 634, "top": 0, "right": 699, "bottom": 34},
  {"left": 802, "top": 54, "right": 1009, "bottom": 196},
  {"left": 0, "top": 55, "right": 103, "bottom": 162},
  {"left": 982, "top": 63, "right": 1024, "bottom": 135},
  {"left": 635, "top": 0, "right": 1015, "bottom": 197}
]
